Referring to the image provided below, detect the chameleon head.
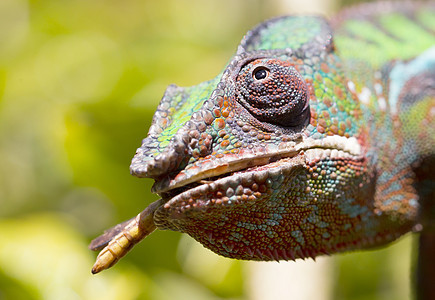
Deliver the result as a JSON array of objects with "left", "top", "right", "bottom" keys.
[{"left": 129, "top": 16, "right": 417, "bottom": 261}]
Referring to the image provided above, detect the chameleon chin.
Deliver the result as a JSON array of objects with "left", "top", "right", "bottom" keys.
[{"left": 90, "top": 2, "right": 434, "bottom": 297}]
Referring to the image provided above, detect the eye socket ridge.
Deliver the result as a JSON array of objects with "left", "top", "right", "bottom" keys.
[{"left": 252, "top": 66, "right": 269, "bottom": 81}]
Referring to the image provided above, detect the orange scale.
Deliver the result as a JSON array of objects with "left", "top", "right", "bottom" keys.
[
  {"left": 330, "top": 125, "right": 339, "bottom": 134},
  {"left": 215, "top": 118, "right": 226, "bottom": 129},
  {"left": 213, "top": 108, "right": 221, "bottom": 117},
  {"left": 220, "top": 140, "right": 230, "bottom": 148},
  {"left": 320, "top": 62, "right": 329, "bottom": 73}
]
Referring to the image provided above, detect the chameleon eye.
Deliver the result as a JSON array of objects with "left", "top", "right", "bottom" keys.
[
  {"left": 253, "top": 67, "right": 269, "bottom": 80},
  {"left": 236, "top": 58, "right": 310, "bottom": 128}
]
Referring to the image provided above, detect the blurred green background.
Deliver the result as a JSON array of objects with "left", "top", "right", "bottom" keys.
[{"left": 0, "top": 0, "right": 416, "bottom": 299}]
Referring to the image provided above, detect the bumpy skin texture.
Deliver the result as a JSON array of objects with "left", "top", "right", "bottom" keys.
[{"left": 91, "top": 2, "right": 435, "bottom": 271}]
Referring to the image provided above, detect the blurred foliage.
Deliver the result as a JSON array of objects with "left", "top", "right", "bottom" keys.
[{"left": 0, "top": 0, "right": 416, "bottom": 299}]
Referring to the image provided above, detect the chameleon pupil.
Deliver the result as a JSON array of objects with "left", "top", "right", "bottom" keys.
[{"left": 253, "top": 68, "right": 268, "bottom": 80}]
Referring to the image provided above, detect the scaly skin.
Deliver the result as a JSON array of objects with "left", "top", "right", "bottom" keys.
[{"left": 90, "top": 2, "right": 435, "bottom": 275}]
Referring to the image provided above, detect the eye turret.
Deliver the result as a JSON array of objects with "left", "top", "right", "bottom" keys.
[{"left": 236, "top": 58, "right": 310, "bottom": 128}]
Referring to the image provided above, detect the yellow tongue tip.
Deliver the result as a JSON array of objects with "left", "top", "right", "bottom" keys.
[{"left": 90, "top": 199, "right": 164, "bottom": 274}]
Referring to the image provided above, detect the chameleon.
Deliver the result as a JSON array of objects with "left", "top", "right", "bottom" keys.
[{"left": 90, "top": 1, "right": 435, "bottom": 291}]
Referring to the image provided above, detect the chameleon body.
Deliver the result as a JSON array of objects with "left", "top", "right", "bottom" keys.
[{"left": 90, "top": 1, "right": 435, "bottom": 278}]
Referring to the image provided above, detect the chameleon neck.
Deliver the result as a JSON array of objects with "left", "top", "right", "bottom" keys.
[{"left": 334, "top": 3, "right": 435, "bottom": 227}]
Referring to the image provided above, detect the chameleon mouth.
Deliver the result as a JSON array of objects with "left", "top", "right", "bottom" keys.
[
  {"left": 153, "top": 141, "right": 365, "bottom": 233},
  {"left": 155, "top": 135, "right": 362, "bottom": 197}
]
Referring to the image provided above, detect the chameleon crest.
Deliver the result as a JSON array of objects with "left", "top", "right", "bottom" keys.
[{"left": 90, "top": 2, "right": 435, "bottom": 275}]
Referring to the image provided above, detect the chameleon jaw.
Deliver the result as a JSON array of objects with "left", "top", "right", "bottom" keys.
[
  {"left": 153, "top": 135, "right": 362, "bottom": 194},
  {"left": 157, "top": 141, "right": 362, "bottom": 220},
  {"left": 152, "top": 141, "right": 370, "bottom": 262}
]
